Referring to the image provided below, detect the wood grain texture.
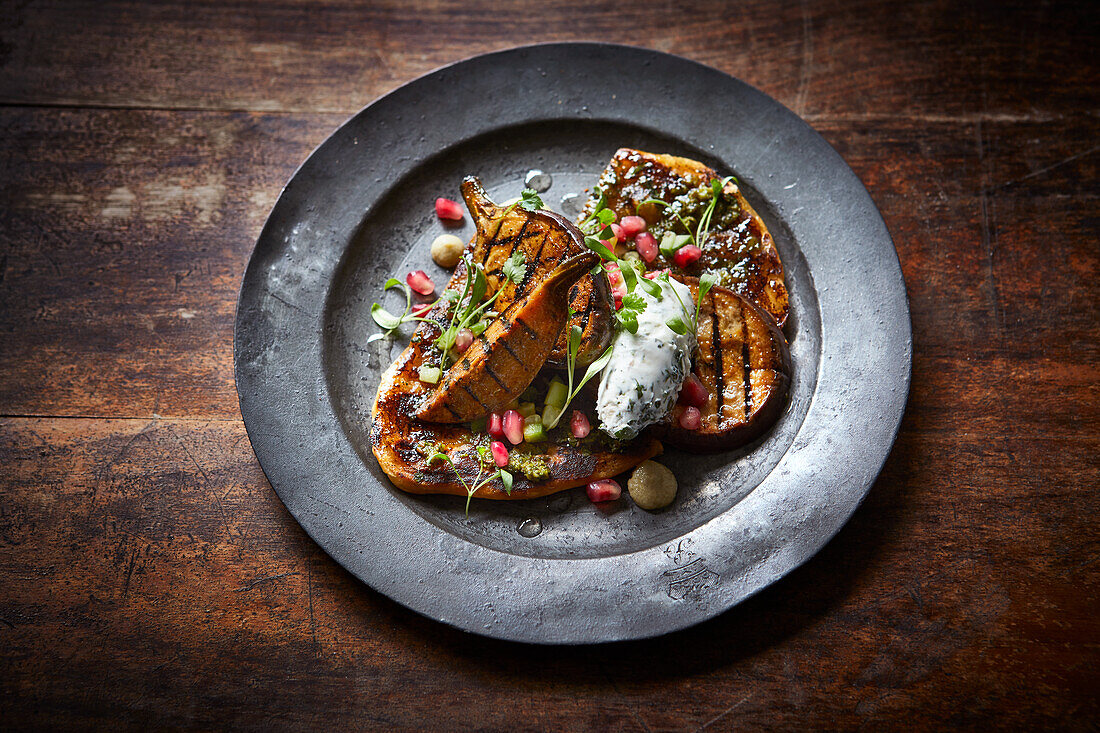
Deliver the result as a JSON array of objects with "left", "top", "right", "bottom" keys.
[
  {"left": 0, "top": 0, "right": 1097, "bottom": 729},
  {"left": 1, "top": 1, "right": 1097, "bottom": 118}
]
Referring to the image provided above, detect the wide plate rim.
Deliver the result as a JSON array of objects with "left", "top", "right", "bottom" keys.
[{"left": 234, "top": 42, "right": 912, "bottom": 644}]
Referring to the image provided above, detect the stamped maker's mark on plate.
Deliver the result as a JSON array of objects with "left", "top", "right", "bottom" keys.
[{"left": 663, "top": 539, "right": 720, "bottom": 601}]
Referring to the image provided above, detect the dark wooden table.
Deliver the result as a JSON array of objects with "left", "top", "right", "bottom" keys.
[{"left": 2, "top": 1, "right": 1097, "bottom": 729}]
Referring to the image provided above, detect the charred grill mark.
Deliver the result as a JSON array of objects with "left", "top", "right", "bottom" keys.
[
  {"left": 442, "top": 402, "right": 463, "bottom": 420},
  {"left": 516, "top": 226, "right": 549, "bottom": 294},
  {"left": 532, "top": 228, "right": 551, "bottom": 263},
  {"left": 506, "top": 219, "right": 531, "bottom": 259},
  {"left": 742, "top": 306, "right": 752, "bottom": 413},
  {"left": 460, "top": 382, "right": 486, "bottom": 409},
  {"left": 711, "top": 290, "right": 724, "bottom": 419},
  {"left": 579, "top": 286, "right": 596, "bottom": 332},
  {"left": 501, "top": 339, "right": 523, "bottom": 364},
  {"left": 515, "top": 317, "right": 538, "bottom": 340},
  {"left": 485, "top": 362, "right": 510, "bottom": 392},
  {"left": 485, "top": 233, "right": 520, "bottom": 263}
]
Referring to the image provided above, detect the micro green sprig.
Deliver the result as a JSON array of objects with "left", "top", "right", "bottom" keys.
[
  {"left": 368, "top": 278, "right": 439, "bottom": 343},
  {"left": 428, "top": 446, "right": 513, "bottom": 515},
  {"left": 543, "top": 313, "right": 614, "bottom": 430},
  {"left": 660, "top": 271, "right": 717, "bottom": 336},
  {"left": 434, "top": 250, "right": 527, "bottom": 367}
]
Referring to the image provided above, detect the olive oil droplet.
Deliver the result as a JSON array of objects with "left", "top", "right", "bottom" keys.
[
  {"left": 517, "top": 517, "right": 542, "bottom": 538},
  {"left": 560, "top": 192, "right": 584, "bottom": 218},
  {"left": 524, "top": 169, "right": 552, "bottom": 193}
]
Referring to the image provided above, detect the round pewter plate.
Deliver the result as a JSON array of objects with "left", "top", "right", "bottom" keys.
[{"left": 234, "top": 43, "right": 911, "bottom": 644}]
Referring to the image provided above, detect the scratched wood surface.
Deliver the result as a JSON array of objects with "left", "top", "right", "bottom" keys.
[{"left": 1, "top": 1, "right": 1097, "bottom": 730}]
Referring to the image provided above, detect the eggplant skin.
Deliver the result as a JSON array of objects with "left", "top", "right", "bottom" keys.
[
  {"left": 579, "top": 148, "right": 789, "bottom": 329},
  {"left": 371, "top": 334, "right": 661, "bottom": 499},
  {"left": 665, "top": 278, "right": 791, "bottom": 453},
  {"left": 415, "top": 252, "right": 596, "bottom": 423},
  {"left": 369, "top": 195, "right": 659, "bottom": 498},
  {"left": 462, "top": 177, "right": 614, "bottom": 367}
]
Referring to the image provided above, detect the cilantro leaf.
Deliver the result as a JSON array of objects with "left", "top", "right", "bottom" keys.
[
  {"left": 517, "top": 188, "right": 544, "bottom": 211},
  {"left": 621, "top": 292, "right": 646, "bottom": 313},
  {"left": 616, "top": 310, "right": 639, "bottom": 333},
  {"left": 499, "top": 469, "right": 513, "bottom": 495},
  {"left": 502, "top": 250, "right": 527, "bottom": 284}
]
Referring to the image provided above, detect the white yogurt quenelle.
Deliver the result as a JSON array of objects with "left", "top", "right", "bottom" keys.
[{"left": 596, "top": 277, "right": 697, "bottom": 439}]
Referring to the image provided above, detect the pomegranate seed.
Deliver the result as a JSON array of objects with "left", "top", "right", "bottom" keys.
[
  {"left": 643, "top": 268, "right": 670, "bottom": 280},
  {"left": 634, "top": 231, "right": 658, "bottom": 263},
  {"left": 678, "top": 373, "right": 709, "bottom": 407},
  {"left": 619, "top": 215, "right": 647, "bottom": 238},
  {"left": 488, "top": 412, "right": 504, "bottom": 438},
  {"left": 570, "top": 410, "right": 591, "bottom": 439},
  {"left": 406, "top": 270, "right": 435, "bottom": 296},
  {"left": 586, "top": 479, "right": 622, "bottom": 503},
  {"left": 612, "top": 281, "right": 627, "bottom": 309},
  {"left": 454, "top": 327, "right": 474, "bottom": 354},
  {"left": 610, "top": 222, "right": 626, "bottom": 243},
  {"left": 411, "top": 302, "right": 433, "bottom": 318},
  {"left": 503, "top": 409, "right": 524, "bottom": 445},
  {"left": 490, "top": 441, "right": 509, "bottom": 468},
  {"left": 672, "top": 245, "right": 703, "bottom": 268},
  {"left": 435, "top": 197, "right": 463, "bottom": 221},
  {"left": 679, "top": 406, "right": 702, "bottom": 430},
  {"left": 605, "top": 262, "right": 624, "bottom": 288}
]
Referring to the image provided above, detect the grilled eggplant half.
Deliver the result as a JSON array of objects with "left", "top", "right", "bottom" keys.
[
  {"left": 462, "top": 177, "right": 614, "bottom": 366},
  {"left": 666, "top": 277, "right": 791, "bottom": 452},
  {"left": 371, "top": 308, "right": 661, "bottom": 499},
  {"left": 579, "top": 148, "right": 789, "bottom": 328},
  {"left": 416, "top": 251, "right": 597, "bottom": 423}
]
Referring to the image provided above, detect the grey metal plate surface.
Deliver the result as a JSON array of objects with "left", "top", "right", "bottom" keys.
[{"left": 234, "top": 43, "right": 911, "bottom": 644}]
